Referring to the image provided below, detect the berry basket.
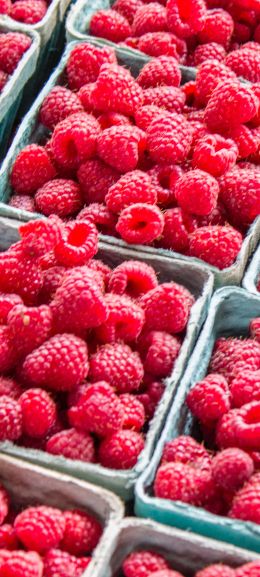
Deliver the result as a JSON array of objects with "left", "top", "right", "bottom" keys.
[
  {"left": 0, "top": 39, "right": 258, "bottom": 288},
  {"left": 0, "top": 452, "right": 124, "bottom": 575},
  {"left": 135, "top": 286, "right": 260, "bottom": 553},
  {"left": 243, "top": 244, "right": 260, "bottom": 296},
  {"left": 0, "top": 23, "right": 40, "bottom": 161},
  {"left": 0, "top": 214, "right": 213, "bottom": 500},
  {"left": 83, "top": 517, "right": 259, "bottom": 577}
]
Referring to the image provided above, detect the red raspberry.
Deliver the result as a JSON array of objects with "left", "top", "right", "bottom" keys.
[
  {"left": 0, "top": 486, "right": 8, "bottom": 525},
  {"left": 0, "top": 525, "right": 18, "bottom": 550},
  {"left": 10, "top": 145, "right": 56, "bottom": 195},
  {"left": 19, "top": 216, "right": 62, "bottom": 259},
  {"left": 67, "top": 43, "right": 116, "bottom": 91},
  {"left": 236, "top": 562, "right": 260, "bottom": 577},
  {"left": 0, "top": 247, "right": 43, "bottom": 306},
  {"left": 138, "top": 331, "right": 181, "bottom": 378},
  {"left": 89, "top": 343, "right": 144, "bottom": 393},
  {"left": 95, "top": 294, "right": 144, "bottom": 343},
  {"left": 166, "top": 0, "right": 207, "bottom": 38},
  {"left": 87, "top": 259, "right": 111, "bottom": 286},
  {"left": 195, "top": 59, "right": 236, "bottom": 106},
  {"left": 192, "top": 134, "right": 238, "bottom": 177},
  {"left": 138, "top": 32, "right": 186, "bottom": 59},
  {"left": 0, "top": 294, "right": 22, "bottom": 325},
  {"left": 69, "top": 385, "right": 124, "bottom": 437},
  {"left": 204, "top": 80, "right": 259, "bottom": 133},
  {"left": 193, "top": 43, "right": 226, "bottom": 65},
  {"left": 228, "top": 478, "right": 260, "bottom": 524},
  {"left": 154, "top": 461, "right": 212, "bottom": 505},
  {"left": 9, "top": 195, "right": 35, "bottom": 212},
  {"left": 0, "top": 327, "right": 16, "bottom": 373},
  {"left": 61, "top": 510, "right": 101, "bottom": 556},
  {"left": 175, "top": 170, "right": 219, "bottom": 216},
  {"left": 98, "top": 111, "right": 132, "bottom": 130},
  {"left": 0, "top": 551, "right": 43, "bottom": 577},
  {"left": 44, "top": 548, "right": 90, "bottom": 577},
  {"left": 77, "top": 159, "right": 119, "bottom": 204},
  {"left": 123, "top": 550, "right": 169, "bottom": 577},
  {"left": 195, "top": 566, "right": 235, "bottom": 577},
  {"left": 0, "top": 377, "right": 22, "bottom": 400},
  {"left": 7, "top": 304, "right": 52, "bottom": 357},
  {"left": 0, "top": 32, "right": 31, "bottom": 74},
  {"left": 116, "top": 203, "right": 164, "bottom": 245},
  {"left": 39, "top": 87, "right": 83, "bottom": 130},
  {"left": 219, "top": 168, "right": 260, "bottom": 228},
  {"left": 135, "top": 105, "right": 167, "bottom": 132},
  {"left": 51, "top": 113, "right": 101, "bottom": 170},
  {"left": 20, "top": 334, "right": 89, "bottom": 392},
  {"left": 98, "top": 429, "right": 144, "bottom": 469},
  {"left": 226, "top": 125, "right": 260, "bottom": 160},
  {"left": 137, "top": 380, "right": 165, "bottom": 420},
  {"left": 230, "top": 370, "right": 260, "bottom": 408},
  {"left": 15, "top": 506, "right": 65, "bottom": 554},
  {"left": 97, "top": 125, "right": 146, "bottom": 172},
  {"left": 77, "top": 203, "right": 117, "bottom": 236},
  {"left": 0, "top": 0, "right": 11, "bottom": 14},
  {"left": 140, "top": 282, "right": 194, "bottom": 334},
  {"left": 158, "top": 208, "right": 195, "bottom": 253},
  {"left": 217, "top": 401, "right": 260, "bottom": 451},
  {"left": 46, "top": 428, "right": 95, "bottom": 462},
  {"left": 189, "top": 226, "right": 243, "bottom": 269},
  {"left": 35, "top": 178, "right": 82, "bottom": 218},
  {"left": 162, "top": 435, "right": 211, "bottom": 468},
  {"left": 137, "top": 56, "right": 181, "bottom": 89},
  {"left": 51, "top": 267, "right": 107, "bottom": 333},
  {"left": 147, "top": 113, "right": 192, "bottom": 164},
  {"left": 10, "top": 0, "right": 47, "bottom": 23},
  {"left": 120, "top": 394, "right": 145, "bottom": 431},
  {"left": 108, "top": 260, "right": 158, "bottom": 298},
  {"left": 212, "top": 448, "right": 254, "bottom": 492},
  {"left": 106, "top": 170, "right": 157, "bottom": 214},
  {"left": 132, "top": 3, "right": 167, "bottom": 36},
  {"left": 0, "top": 396, "right": 22, "bottom": 441},
  {"left": 250, "top": 318, "right": 260, "bottom": 342},
  {"left": 89, "top": 9, "right": 131, "bottom": 42},
  {"left": 77, "top": 82, "right": 93, "bottom": 113},
  {"left": 145, "top": 571, "right": 184, "bottom": 577},
  {"left": 149, "top": 164, "right": 183, "bottom": 207},
  {"left": 39, "top": 266, "right": 65, "bottom": 303},
  {"left": 198, "top": 9, "right": 234, "bottom": 48},
  {"left": 210, "top": 338, "right": 260, "bottom": 382},
  {"left": 92, "top": 63, "right": 143, "bottom": 116},
  {"left": 226, "top": 48, "right": 260, "bottom": 83},
  {"left": 54, "top": 220, "right": 98, "bottom": 267},
  {"left": 143, "top": 86, "right": 185, "bottom": 114},
  {"left": 20, "top": 388, "right": 56, "bottom": 438},
  {"left": 113, "top": 0, "right": 142, "bottom": 23},
  {"left": 186, "top": 374, "right": 230, "bottom": 422}
]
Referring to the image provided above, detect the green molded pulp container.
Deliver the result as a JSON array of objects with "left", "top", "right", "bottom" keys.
[{"left": 243, "top": 244, "right": 260, "bottom": 296}]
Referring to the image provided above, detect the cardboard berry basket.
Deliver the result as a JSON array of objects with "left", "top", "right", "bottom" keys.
[
  {"left": 84, "top": 517, "right": 260, "bottom": 577},
  {"left": 135, "top": 286, "right": 260, "bottom": 553},
  {"left": 243, "top": 244, "right": 260, "bottom": 296},
  {"left": 0, "top": 39, "right": 258, "bottom": 288},
  {"left": 0, "top": 214, "right": 213, "bottom": 500},
  {"left": 0, "top": 452, "right": 124, "bottom": 576},
  {"left": 0, "top": 23, "right": 40, "bottom": 161}
]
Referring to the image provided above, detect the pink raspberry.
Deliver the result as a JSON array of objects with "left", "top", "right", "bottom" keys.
[
  {"left": 143, "top": 86, "right": 185, "bottom": 114},
  {"left": 217, "top": 401, "right": 260, "bottom": 451},
  {"left": 0, "top": 396, "right": 22, "bottom": 441},
  {"left": 204, "top": 80, "right": 259, "bottom": 133},
  {"left": 0, "top": 294, "right": 23, "bottom": 325},
  {"left": 138, "top": 32, "right": 186, "bottom": 58},
  {"left": 210, "top": 337, "right": 260, "bottom": 382},
  {"left": 54, "top": 220, "right": 98, "bottom": 267},
  {"left": 51, "top": 113, "right": 101, "bottom": 170},
  {"left": 140, "top": 282, "right": 194, "bottom": 334},
  {"left": 116, "top": 203, "right": 164, "bottom": 245},
  {"left": 0, "top": 377, "right": 22, "bottom": 400},
  {"left": 219, "top": 168, "right": 260, "bottom": 228},
  {"left": 138, "top": 331, "right": 181, "bottom": 378},
  {"left": 89, "top": 342, "right": 144, "bottom": 393},
  {"left": 158, "top": 208, "right": 196, "bottom": 253},
  {"left": 69, "top": 384, "right": 124, "bottom": 437},
  {"left": 106, "top": 170, "right": 157, "bottom": 214},
  {"left": 0, "top": 247, "right": 43, "bottom": 306},
  {"left": 67, "top": 42, "right": 116, "bottom": 90},
  {"left": 212, "top": 448, "right": 254, "bottom": 492},
  {"left": 0, "top": 32, "right": 31, "bottom": 74},
  {"left": 77, "top": 203, "right": 117, "bottom": 236},
  {"left": 46, "top": 428, "right": 95, "bottom": 462},
  {"left": 10, "top": 145, "right": 56, "bottom": 195},
  {"left": 154, "top": 461, "right": 212, "bottom": 505},
  {"left": 14, "top": 506, "right": 65, "bottom": 554},
  {"left": 186, "top": 374, "right": 230, "bottom": 422},
  {"left": 135, "top": 105, "right": 167, "bottom": 132},
  {"left": 39, "top": 87, "right": 83, "bottom": 130},
  {"left": 122, "top": 550, "right": 169, "bottom": 577},
  {"left": 19, "top": 216, "right": 62, "bottom": 258},
  {"left": 89, "top": 9, "right": 131, "bottom": 42},
  {"left": 0, "top": 0, "right": 11, "bottom": 14},
  {"left": 92, "top": 63, "right": 143, "bottom": 116},
  {"left": 189, "top": 225, "right": 243, "bottom": 269},
  {"left": 250, "top": 318, "right": 260, "bottom": 342},
  {"left": 195, "top": 566, "right": 236, "bottom": 577},
  {"left": 10, "top": 0, "right": 47, "bottom": 23},
  {"left": 236, "top": 562, "right": 260, "bottom": 577},
  {"left": 20, "top": 388, "right": 56, "bottom": 438},
  {"left": 9, "top": 195, "right": 35, "bottom": 213},
  {"left": 120, "top": 394, "right": 145, "bottom": 431},
  {"left": 0, "top": 551, "right": 43, "bottom": 577},
  {"left": 228, "top": 478, "right": 260, "bottom": 525},
  {"left": 97, "top": 125, "right": 146, "bottom": 172},
  {"left": 227, "top": 125, "right": 260, "bottom": 160},
  {"left": 98, "top": 429, "right": 144, "bottom": 469},
  {"left": 192, "top": 134, "right": 238, "bottom": 177},
  {"left": 0, "top": 525, "right": 18, "bottom": 550},
  {"left": 137, "top": 56, "right": 181, "bottom": 88},
  {"left": 162, "top": 435, "right": 211, "bottom": 469},
  {"left": 198, "top": 9, "right": 234, "bottom": 48},
  {"left": 44, "top": 548, "right": 90, "bottom": 577},
  {"left": 195, "top": 59, "right": 236, "bottom": 106},
  {"left": 175, "top": 169, "right": 219, "bottom": 216},
  {"left": 7, "top": 304, "right": 52, "bottom": 357},
  {"left": 230, "top": 370, "right": 260, "bottom": 407},
  {"left": 108, "top": 260, "right": 158, "bottom": 298},
  {"left": 77, "top": 159, "right": 119, "bottom": 204},
  {"left": 35, "top": 179, "right": 82, "bottom": 218},
  {"left": 166, "top": 0, "right": 207, "bottom": 37},
  {"left": 149, "top": 163, "right": 183, "bottom": 207},
  {"left": 147, "top": 113, "right": 192, "bottom": 164},
  {"left": 113, "top": 0, "right": 143, "bottom": 23},
  {"left": 98, "top": 111, "right": 132, "bottom": 130},
  {"left": 226, "top": 47, "right": 260, "bottom": 83},
  {"left": 95, "top": 293, "right": 144, "bottom": 343},
  {"left": 61, "top": 509, "right": 102, "bottom": 555},
  {"left": 132, "top": 3, "right": 167, "bottom": 36},
  {"left": 193, "top": 43, "right": 226, "bottom": 65}
]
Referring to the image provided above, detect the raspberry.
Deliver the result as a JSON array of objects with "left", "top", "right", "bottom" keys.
[
  {"left": 77, "top": 159, "right": 119, "bottom": 205},
  {"left": 9, "top": 195, "right": 35, "bottom": 212},
  {"left": 61, "top": 510, "right": 101, "bottom": 556},
  {"left": 0, "top": 326, "right": 16, "bottom": 373},
  {"left": 35, "top": 179, "right": 82, "bottom": 218},
  {"left": 199, "top": 9, "right": 234, "bottom": 48},
  {"left": 158, "top": 208, "right": 194, "bottom": 253},
  {"left": 186, "top": 374, "right": 230, "bottom": 422},
  {"left": 77, "top": 203, "right": 116, "bottom": 235},
  {"left": 217, "top": 401, "right": 260, "bottom": 451},
  {"left": 19, "top": 216, "right": 62, "bottom": 259},
  {"left": 0, "top": 377, "right": 22, "bottom": 400},
  {"left": 10, "top": 0, "right": 47, "bottom": 23},
  {"left": 10, "top": 145, "right": 56, "bottom": 195},
  {"left": 175, "top": 170, "right": 219, "bottom": 216},
  {"left": 0, "top": 0, "right": 11, "bottom": 14},
  {"left": 95, "top": 294, "right": 144, "bottom": 343},
  {"left": 137, "top": 56, "right": 181, "bottom": 89},
  {"left": 226, "top": 48, "right": 260, "bottom": 83},
  {"left": 166, "top": 0, "right": 207, "bottom": 38},
  {"left": 0, "top": 294, "right": 22, "bottom": 325},
  {"left": 15, "top": 506, "right": 65, "bottom": 554},
  {"left": 228, "top": 479, "right": 260, "bottom": 524},
  {"left": 51, "top": 267, "right": 107, "bottom": 333},
  {"left": 44, "top": 548, "right": 90, "bottom": 577},
  {"left": 143, "top": 86, "right": 185, "bottom": 114},
  {"left": 0, "top": 486, "right": 8, "bottom": 525},
  {"left": 89, "top": 9, "right": 131, "bottom": 42},
  {"left": 236, "top": 562, "right": 260, "bottom": 577},
  {"left": 7, "top": 304, "right": 52, "bottom": 357},
  {"left": 137, "top": 380, "right": 165, "bottom": 420},
  {"left": 219, "top": 169, "right": 260, "bottom": 228},
  {"left": 135, "top": 105, "right": 167, "bottom": 132},
  {"left": 98, "top": 112, "right": 132, "bottom": 130},
  {"left": 250, "top": 318, "right": 260, "bottom": 342},
  {"left": 113, "top": 0, "right": 142, "bottom": 23},
  {"left": 205, "top": 80, "right": 259, "bottom": 133},
  {"left": 149, "top": 164, "right": 183, "bottom": 207},
  {"left": 122, "top": 551, "right": 169, "bottom": 577},
  {"left": 140, "top": 282, "right": 194, "bottom": 334},
  {"left": 137, "top": 32, "right": 180, "bottom": 58},
  {"left": 0, "top": 246, "right": 43, "bottom": 305},
  {"left": 51, "top": 113, "right": 101, "bottom": 170},
  {"left": 119, "top": 394, "right": 145, "bottom": 431},
  {"left": 39, "top": 87, "right": 83, "bottom": 131},
  {"left": 0, "top": 525, "right": 18, "bottom": 550},
  {"left": 97, "top": 125, "right": 146, "bottom": 173},
  {"left": 212, "top": 448, "right": 254, "bottom": 492},
  {"left": 0, "top": 551, "right": 43, "bottom": 577},
  {"left": 195, "top": 60, "right": 236, "bottom": 106},
  {"left": 19, "top": 388, "right": 56, "bottom": 438},
  {"left": 98, "top": 429, "right": 144, "bottom": 469},
  {"left": 193, "top": 43, "right": 226, "bottom": 65},
  {"left": 108, "top": 260, "right": 158, "bottom": 298},
  {"left": 89, "top": 343, "right": 144, "bottom": 393},
  {"left": 147, "top": 113, "right": 192, "bottom": 164},
  {"left": 46, "top": 428, "right": 95, "bottom": 462},
  {"left": 67, "top": 43, "right": 116, "bottom": 91},
  {"left": 20, "top": 334, "right": 89, "bottom": 392},
  {"left": 116, "top": 203, "right": 164, "bottom": 245},
  {"left": 0, "top": 396, "right": 22, "bottom": 441},
  {"left": 69, "top": 385, "right": 124, "bottom": 437},
  {"left": 192, "top": 134, "right": 238, "bottom": 177},
  {"left": 138, "top": 331, "right": 181, "bottom": 378},
  {"left": 162, "top": 435, "right": 211, "bottom": 468},
  {"left": 189, "top": 226, "right": 243, "bottom": 269},
  {"left": 92, "top": 64, "right": 143, "bottom": 116},
  {"left": 54, "top": 220, "right": 98, "bottom": 267},
  {"left": 154, "top": 462, "right": 212, "bottom": 505},
  {"left": 87, "top": 259, "right": 111, "bottom": 285},
  {"left": 0, "top": 32, "right": 31, "bottom": 74},
  {"left": 106, "top": 170, "right": 157, "bottom": 214},
  {"left": 39, "top": 266, "right": 65, "bottom": 303},
  {"left": 230, "top": 371, "right": 260, "bottom": 407},
  {"left": 210, "top": 338, "right": 260, "bottom": 381},
  {"left": 132, "top": 3, "right": 167, "bottom": 36},
  {"left": 195, "top": 566, "right": 236, "bottom": 577},
  {"left": 227, "top": 125, "right": 260, "bottom": 160}
]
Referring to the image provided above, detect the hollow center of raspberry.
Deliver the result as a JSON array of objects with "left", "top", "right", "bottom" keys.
[
  {"left": 134, "top": 220, "right": 148, "bottom": 230},
  {"left": 177, "top": 0, "right": 191, "bottom": 20},
  {"left": 243, "top": 405, "right": 260, "bottom": 425},
  {"left": 67, "top": 225, "right": 90, "bottom": 246}
]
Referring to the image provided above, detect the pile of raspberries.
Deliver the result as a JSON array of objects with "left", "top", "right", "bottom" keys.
[
  {"left": 0, "top": 0, "right": 48, "bottom": 24},
  {"left": 0, "top": 215, "right": 194, "bottom": 470},
  {"left": 88, "top": 0, "right": 260, "bottom": 83},
  {"left": 9, "top": 41, "right": 260, "bottom": 270},
  {"left": 0, "top": 480, "right": 102, "bottom": 577},
  {"left": 0, "top": 32, "right": 32, "bottom": 94},
  {"left": 155, "top": 319, "right": 260, "bottom": 526},
  {"left": 122, "top": 549, "right": 260, "bottom": 577}
]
